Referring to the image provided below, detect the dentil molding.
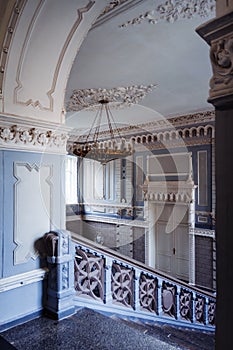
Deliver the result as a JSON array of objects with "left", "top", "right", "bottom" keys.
[
  {"left": 66, "top": 84, "right": 157, "bottom": 112},
  {"left": 119, "top": 0, "right": 215, "bottom": 28}
]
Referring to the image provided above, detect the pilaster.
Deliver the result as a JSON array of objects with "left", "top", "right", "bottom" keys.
[{"left": 196, "top": 8, "right": 233, "bottom": 349}]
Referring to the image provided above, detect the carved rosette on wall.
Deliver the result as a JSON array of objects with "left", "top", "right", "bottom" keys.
[
  {"left": 66, "top": 84, "right": 157, "bottom": 112},
  {"left": 119, "top": 0, "right": 215, "bottom": 28}
]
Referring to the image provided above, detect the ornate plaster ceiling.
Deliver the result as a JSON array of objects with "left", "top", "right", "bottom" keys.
[{"left": 65, "top": 0, "right": 215, "bottom": 130}]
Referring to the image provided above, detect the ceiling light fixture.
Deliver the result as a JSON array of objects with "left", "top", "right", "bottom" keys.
[{"left": 70, "top": 99, "right": 134, "bottom": 164}]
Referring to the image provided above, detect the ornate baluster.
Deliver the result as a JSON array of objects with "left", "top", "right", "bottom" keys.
[
  {"left": 195, "top": 294, "right": 206, "bottom": 325},
  {"left": 111, "top": 262, "right": 134, "bottom": 308},
  {"left": 179, "top": 288, "right": 193, "bottom": 322},
  {"left": 208, "top": 299, "right": 216, "bottom": 326},
  {"left": 139, "top": 273, "right": 157, "bottom": 313},
  {"left": 74, "top": 247, "right": 104, "bottom": 301},
  {"left": 162, "top": 281, "right": 176, "bottom": 318}
]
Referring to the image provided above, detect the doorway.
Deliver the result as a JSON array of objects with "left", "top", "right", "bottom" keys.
[{"left": 154, "top": 203, "right": 190, "bottom": 282}]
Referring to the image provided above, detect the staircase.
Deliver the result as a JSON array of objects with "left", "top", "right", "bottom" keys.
[{"left": 0, "top": 230, "right": 216, "bottom": 349}]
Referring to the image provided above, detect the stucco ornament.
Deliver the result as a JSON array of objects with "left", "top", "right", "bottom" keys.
[
  {"left": 119, "top": 0, "right": 215, "bottom": 27},
  {"left": 66, "top": 84, "right": 157, "bottom": 112},
  {"left": 209, "top": 36, "right": 233, "bottom": 94},
  {"left": 0, "top": 124, "right": 68, "bottom": 153}
]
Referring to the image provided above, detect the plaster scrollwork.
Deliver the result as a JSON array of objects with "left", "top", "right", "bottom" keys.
[
  {"left": 0, "top": 124, "right": 68, "bottom": 154},
  {"left": 209, "top": 36, "right": 233, "bottom": 99},
  {"left": 119, "top": 0, "right": 215, "bottom": 28},
  {"left": 66, "top": 84, "right": 157, "bottom": 112}
]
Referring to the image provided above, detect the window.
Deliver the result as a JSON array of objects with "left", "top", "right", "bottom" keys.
[{"left": 65, "top": 156, "right": 77, "bottom": 204}]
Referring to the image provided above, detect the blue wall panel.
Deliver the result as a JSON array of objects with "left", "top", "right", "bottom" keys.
[{"left": 0, "top": 149, "right": 65, "bottom": 328}]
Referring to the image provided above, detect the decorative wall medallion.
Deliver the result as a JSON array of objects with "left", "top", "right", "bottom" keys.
[
  {"left": 66, "top": 84, "right": 157, "bottom": 111},
  {"left": 119, "top": 0, "right": 215, "bottom": 28}
]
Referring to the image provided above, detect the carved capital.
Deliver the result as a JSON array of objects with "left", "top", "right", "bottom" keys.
[
  {"left": 196, "top": 11, "right": 233, "bottom": 108},
  {"left": 209, "top": 34, "right": 233, "bottom": 104}
]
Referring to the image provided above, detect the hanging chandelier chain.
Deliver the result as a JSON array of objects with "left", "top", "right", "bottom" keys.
[{"left": 71, "top": 98, "right": 134, "bottom": 164}]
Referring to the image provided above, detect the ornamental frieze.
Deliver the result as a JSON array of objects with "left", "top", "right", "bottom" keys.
[{"left": 0, "top": 121, "right": 69, "bottom": 154}]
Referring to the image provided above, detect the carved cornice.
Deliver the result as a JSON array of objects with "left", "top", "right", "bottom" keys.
[
  {"left": 66, "top": 84, "right": 157, "bottom": 112},
  {"left": 119, "top": 0, "right": 215, "bottom": 28},
  {"left": 68, "top": 110, "right": 215, "bottom": 145},
  {"left": 196, "top": 11, "right": 233, "bottom": 107},
  {"left": 190, "top": 227, "right": 215, "bottom": 238},
  {"left": 0, "top": 116, "right": 70, "bottom": 154},
  {"left": 142, "top": 180, "right": 195, "bottom": 203},
  {"left": 133, "top": 110, "right": 215, "bottom": 133}
]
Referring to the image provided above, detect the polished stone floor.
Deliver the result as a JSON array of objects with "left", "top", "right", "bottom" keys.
[{"left": 0, "top": 308, "right": 215, "bottom": 350}]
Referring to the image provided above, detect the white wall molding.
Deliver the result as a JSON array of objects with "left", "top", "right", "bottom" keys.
[
  {"left": 0, "top": 268, "right": 48, "bottom": 293},
  {"left": 2, "top": 0, "right": 108, "bottom": 122},
  {"left": 13, "top": 162, "right": 53, "bottom": 264}
]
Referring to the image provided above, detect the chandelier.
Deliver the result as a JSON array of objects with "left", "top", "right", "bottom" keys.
[{"left": 71, "top": 99, "right": 134, "bottom": 164}]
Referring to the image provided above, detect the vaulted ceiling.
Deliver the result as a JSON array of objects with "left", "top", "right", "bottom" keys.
[{"left": 65, "top": 0, "right": 215, "bottom": 133}]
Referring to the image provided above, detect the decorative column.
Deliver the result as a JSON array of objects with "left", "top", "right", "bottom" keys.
[
  {"left": 196, "top": 3, "right": 233, "bottom": 348},
  {"left": 43, "top": 230, "right": 75, "bottom": 320}
]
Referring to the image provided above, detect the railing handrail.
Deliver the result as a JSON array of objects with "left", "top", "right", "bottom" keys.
[{"left": 71, "top": 232, "right": 216, "bottom": 299}]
